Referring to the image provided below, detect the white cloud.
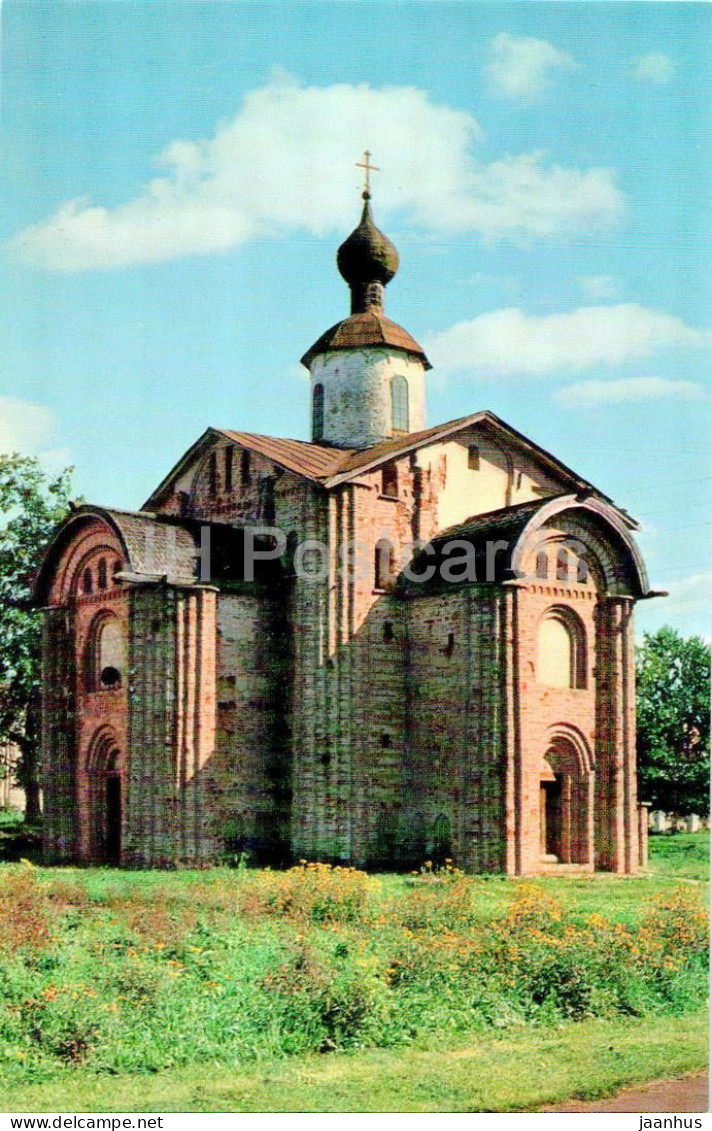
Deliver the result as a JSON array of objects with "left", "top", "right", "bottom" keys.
[
  {"left": 0, "top": 397, "right": 56, "bottom": 453},
  {"left": 578, "top": 274, "right": 619, "bottom": 300},
  {"left": 636, "top": 571, "right": 711, "bottom": 642},
  {"left": 0, "top": 396, "right": 70, "bottom": 469},
  {"left": 484, "top": 33, "right": 577, "bottom": 99},
  {"left": 555, "top": 376, "right": 706, "bottom": 407},
  {"left": 630, "top": 52, "right": 675, "bottom": 85},
  {"left": 662, "top": 572, "right": 712, "bottom": 625},
  {"left": 668, "top": 572, "right": 712, "bottom": 602},
  {"left": 6, "top": 73, "right": 625, "bottom": 271},
  {"left": 425, "top": 304, "right": 708, "bottom": 377}
]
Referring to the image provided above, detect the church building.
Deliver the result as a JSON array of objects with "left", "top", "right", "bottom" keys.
[{"left": 34, "top": 177, "right": 656, "bottom": 874}]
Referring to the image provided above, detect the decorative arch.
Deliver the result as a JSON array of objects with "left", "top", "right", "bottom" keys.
[
  {"left": 545, "top": 722, "right": 594, "bottom": 774},
  {"left": 511, "top": 494, "right": 650, "bottom": 596},
  {"left": 69, "top": 542, "right": 121, "bottom": 603},
  {"left": 537, "top": 605, "right": 587, "bottom": 690},
  {"left": 87, "top": 725, "right": 123, "bottom": 772},
  {"left": 34, "top": 512, "right": 130, "bottom": 607}
]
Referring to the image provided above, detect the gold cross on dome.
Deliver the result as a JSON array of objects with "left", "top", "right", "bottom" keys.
[{"left": 356, "top": 150, "right": 380, "bottom": 194}]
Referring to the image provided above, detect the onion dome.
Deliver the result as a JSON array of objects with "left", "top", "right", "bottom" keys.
[
  {"left": 336, "top": 191, "right": 400, "bottom": 314},
  {"left": 301, "top": 188, "right": 430, "bottom": 370}
]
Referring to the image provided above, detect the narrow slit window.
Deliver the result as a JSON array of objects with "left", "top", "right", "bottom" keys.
[
  {"left": 313, "top": 383, "right": 325, "bottom": 441},
  {"left": 536, "top": 551, "right": 548, "bottom": 580},
  {"left": 241, "top": 449, "right": 251, "bottom": 483},
  {"left": 375, "top": 539, "right": 395, "bottom": 590},
  {"left": 468, "top": 445, "right": 480, "bottom": 470},
  {"left": 208, "top": 452, "right": 218, "bottom": 498},
  {"left": 391, "top": 375, "right": 409, "bottom": 432},
  {"left": 97, "top": 558, "right": 108, "bottom": 591},
  {"left": 224, "top": 446, "right": 234, "bottom": 492},
  {"left": 556, "top": 548, "right": 569, "bottom": 581},
  {"left": 381, "top": 462, "right": 398, "bottom": 498}
]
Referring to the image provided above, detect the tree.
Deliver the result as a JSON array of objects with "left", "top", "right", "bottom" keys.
[
  {"left": 636, "top": 626, "right": 710, "bottom": 817},
  {"left": 0, "top": 454, "right": 74, "bottom": 820}
]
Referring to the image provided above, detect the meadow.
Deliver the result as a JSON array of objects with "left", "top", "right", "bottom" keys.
[{"left": 0, "top": 832, "right": 708, "bottom": 1113}]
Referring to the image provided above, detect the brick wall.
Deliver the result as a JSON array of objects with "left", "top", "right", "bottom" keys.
[{"left": 39, "top": 436, "right": 644, "bottom": 876}]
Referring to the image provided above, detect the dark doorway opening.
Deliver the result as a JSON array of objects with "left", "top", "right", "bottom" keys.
[
  {"left": 105, "top": 775, "right": 122, "bottom": 864},
  {"left": 541, "top": 778, "right": 562, "bottom": 859}
]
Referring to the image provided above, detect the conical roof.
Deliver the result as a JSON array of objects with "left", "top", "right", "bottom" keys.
[{"left": 301, "top": 309, "right": 431, "bottom": 369}]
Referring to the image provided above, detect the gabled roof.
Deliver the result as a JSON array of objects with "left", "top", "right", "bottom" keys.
[
  {"left": 318, "top": 412, "right": 623, "bottom": 509},
  {"left": 143, "top": 412, "right": 628, "bottom": 519},
  {"left": 220, "top": 431, "right": 346, "bottom": 481},
  {"left": 143, "top": 428, "right": 345, "bottom": 507}
]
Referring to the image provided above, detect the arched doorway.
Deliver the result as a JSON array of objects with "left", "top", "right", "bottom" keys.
[
  {"left": 539, "top": 731, "right": 594, "bottom": 865},
  {"left": 87, "top": 729, "right": 123, "bottom": 863}
]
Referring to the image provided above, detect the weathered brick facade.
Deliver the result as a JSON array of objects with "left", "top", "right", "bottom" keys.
[{"left": 34, "top": 196, "right": 655, "bottom": 874}]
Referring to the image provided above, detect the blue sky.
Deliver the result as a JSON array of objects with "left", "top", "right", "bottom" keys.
[{"left": 1, "top": 1, "right": 710, "bottom": 638}]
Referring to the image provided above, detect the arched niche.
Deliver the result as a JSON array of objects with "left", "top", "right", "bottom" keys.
[{"left": 537, "top": 605, "right": 587, "bottom": 690}]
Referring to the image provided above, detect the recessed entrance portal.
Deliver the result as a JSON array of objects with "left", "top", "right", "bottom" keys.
[
  {"left": 539, "top": 732, "right": 594, "bottom": 865},
  {"left": 87, "top": 729, "right": 123, "bottom": 864}
]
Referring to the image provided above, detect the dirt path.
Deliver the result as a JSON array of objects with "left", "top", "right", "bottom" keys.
[{"left": 545, "top": 1071, "right": 709, "bottom": 1113}]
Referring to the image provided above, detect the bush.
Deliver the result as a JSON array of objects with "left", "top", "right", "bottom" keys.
[
  {"left": 396, "top": 863, "right": 475, "bottom": 931},
  {"left": 0, "top": 864, "right": 58, "bottom": 953},
  {"left": 240, "top": 861, "right": 378, "bottom": 925},
  {"left": 262, "top": 938, "right": 390, "bottom": 1051},
  {"left": 0, "top": 864, "right": 707, "bottom": 1085}
]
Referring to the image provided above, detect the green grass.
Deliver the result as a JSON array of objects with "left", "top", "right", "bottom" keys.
[
  {"left": 23, "top": 827, "right": 709, "bottom": 924},
  {"left": 648, "top": 831, "right": 709, "bottom": 882},
  {"left": 7, "top": 1011, "right": 708, "bottom": 1113},
  {"left": 0, "top": 832, "right": 707, "bottom": 1112}
]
